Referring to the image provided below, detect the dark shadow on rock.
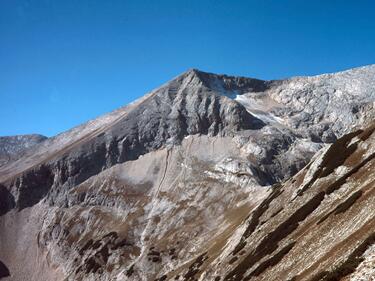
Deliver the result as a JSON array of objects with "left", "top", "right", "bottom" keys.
[
  {"left": 0, "top": 260, "right": 10, "bottom": 279},
  {"left": 16, "top": 165, "right": 54, "bottom": 210},
  {"left": 0, "top": 184, "right": 15, "bottom": 216}
]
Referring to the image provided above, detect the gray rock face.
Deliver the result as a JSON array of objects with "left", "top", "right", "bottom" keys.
[
  {"left": 107, "top": 69, "right": 265, "bottom": 159},
  {"left": 1, "top": 70, "right": 265, "bottom": 213},
  {"left": 262, "top": 65, "right": 375, "bottom": 140},
  {"left": 0, "top": 65, "right": 375, "bottom": 281}
]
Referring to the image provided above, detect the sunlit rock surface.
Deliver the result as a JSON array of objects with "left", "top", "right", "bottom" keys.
[{"left": 192, "top": 124, "right": 375, "bottom": 281}]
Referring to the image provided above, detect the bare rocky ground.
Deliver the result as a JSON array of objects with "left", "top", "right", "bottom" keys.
[{"left": 0, "top": 65, "right": 375, "bottom": 280}]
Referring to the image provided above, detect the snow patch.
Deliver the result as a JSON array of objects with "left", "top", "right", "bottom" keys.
[{"left": 235, "top": 94, "right": 284, "bottom": 124}]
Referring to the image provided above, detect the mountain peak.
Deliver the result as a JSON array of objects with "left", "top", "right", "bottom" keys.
[
  {"left": 185, "top": 67, "right": 205, "bottom": 74},
  {"left": 169, "top": 68, "right": 269, "bottom": 99}
]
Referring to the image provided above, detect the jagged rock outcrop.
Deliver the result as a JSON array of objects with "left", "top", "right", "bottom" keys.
[{"left": 0, "top": 65, "right": 375, "bottom": 281}]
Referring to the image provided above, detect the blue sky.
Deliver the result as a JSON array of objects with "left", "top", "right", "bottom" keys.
[{"left": 1, "top": 0, "right": 375, "bottom": 137}]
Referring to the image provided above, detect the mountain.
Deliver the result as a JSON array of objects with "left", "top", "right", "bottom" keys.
[{"left": 0, "top": 65, "right": 374, "bottom": 281}]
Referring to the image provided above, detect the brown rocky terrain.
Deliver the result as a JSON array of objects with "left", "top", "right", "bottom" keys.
[
  {"left": 176, "top": 124, "right": 375, "bottom": 281},
  {"left": 0, "top": 65, "right": 374, "bottom": 280}
]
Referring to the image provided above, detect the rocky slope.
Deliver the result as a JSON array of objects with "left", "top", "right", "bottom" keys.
[
  {"left": 0, "top": 134, "right": 47, "bottom": 168},
  {"left": 0, "top": 65, "right": 374, "bottom": 281},
  {"left": 176, "top": 123, "right": 375, "bottom": 281}
]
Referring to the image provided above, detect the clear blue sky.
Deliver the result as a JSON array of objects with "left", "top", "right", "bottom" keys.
[{"left": 1, "top": 0, "right": 375, "bottom": 137}]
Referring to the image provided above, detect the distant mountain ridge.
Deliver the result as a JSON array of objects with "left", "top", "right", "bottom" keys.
[{"left": 0, "top": 134, "right": 47, "bottom": 167}]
